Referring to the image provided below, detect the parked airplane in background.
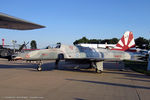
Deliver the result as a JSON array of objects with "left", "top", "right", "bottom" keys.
[{"left": 14, "top": 31, "right": 142, "bottom": 73}]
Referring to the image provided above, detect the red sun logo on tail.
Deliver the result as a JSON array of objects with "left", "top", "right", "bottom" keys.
[{"left": 111, "top": 31, "right": 135, "bottom": 51}]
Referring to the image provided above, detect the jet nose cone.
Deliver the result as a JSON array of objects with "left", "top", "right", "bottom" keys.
[
  {"left": 14, "top": 56, "right": 23, "bottom": 60},
  {"left": 13, "top": 52, "right": 29, "bottom": 60}
]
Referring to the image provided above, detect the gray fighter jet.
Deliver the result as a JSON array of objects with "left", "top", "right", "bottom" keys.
[{"left": 14, "top": 31, "right": 141, "bottom": 73}]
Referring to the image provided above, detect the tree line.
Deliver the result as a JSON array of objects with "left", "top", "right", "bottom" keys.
[
  {"left": 29, "top": 37, "right": 150, "bottom": 50},
  {"left": 73, "top": 37, "right": 150, "bottom": 50}
]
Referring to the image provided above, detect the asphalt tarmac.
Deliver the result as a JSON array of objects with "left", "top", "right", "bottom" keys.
[{"left": 0, "top": 58, "right": 149, "bottom": 100}]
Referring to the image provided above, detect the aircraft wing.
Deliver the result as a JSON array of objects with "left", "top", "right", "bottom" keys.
[{"left": 0, "top": 13, "right": 45, "bottom": 30}]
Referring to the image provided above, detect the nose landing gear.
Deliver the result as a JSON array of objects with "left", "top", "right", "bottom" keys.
[{"left": 37, "top": 61, "right": 43, "bottom": 71}]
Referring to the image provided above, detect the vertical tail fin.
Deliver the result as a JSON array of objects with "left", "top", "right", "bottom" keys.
[{"left": 111, "top": 31, "right": 135, "bottom": 51}]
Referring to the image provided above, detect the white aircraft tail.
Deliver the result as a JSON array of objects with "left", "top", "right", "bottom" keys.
[{"left": 111, "top": 31, "right": 136, "bottom": 51}]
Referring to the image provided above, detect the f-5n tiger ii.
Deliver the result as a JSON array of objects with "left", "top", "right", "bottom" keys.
[{"left": 14, "top": 31, "right": 140, "bottom": 73}]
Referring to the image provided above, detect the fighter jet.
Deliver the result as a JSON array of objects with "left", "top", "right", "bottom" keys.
[{"left": 14, "top": 31, "right": 141, "bottom": 73}]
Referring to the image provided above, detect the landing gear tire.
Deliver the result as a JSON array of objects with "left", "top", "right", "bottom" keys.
[
  {"left": 97, "top": 70, "right": 102, "bottom": 74},
  {"left": 37, "top": 61, "right": 42, "bottom": 71},
  {"left": 37, "top": 67, "right": 42, "bottom": 71},
  {"left": 96, "top": 68, "right": 102, "bottom": 74}
]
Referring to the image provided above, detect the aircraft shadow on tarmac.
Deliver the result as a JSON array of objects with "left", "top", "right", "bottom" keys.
[
  {"left": 74, "top": 98, "right": 85, "bottom": 100},
  {"left": 115, "top": 77, "right": 150, "bottom": 82},
  {"left": 0, "top": 61, "right": 123, "bottom": 74},
  {"left": 33, "top": 61, "right": 98, "bottom": 73},
  {"left": 104, "top": 71, "right": 150, "bottom": 79},
  {"left": 0, "top": 61, "right": 96, "bottom": 73},
  {"left": 0, "top": 61, "right": 149, "bottom": 80},
  {"left": 0, "top": 63, "right": 36, "bottom": 69},
  {"left": 41, "top": 61, "right": 150, "bottom": 79},
  {"left": 66, "top": 78, "right": 150, "bottom": 90}
]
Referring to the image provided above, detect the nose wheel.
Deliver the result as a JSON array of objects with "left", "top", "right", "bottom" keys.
[
  {"left": 37, "top": 61, "right": 43, "bottom": 71},
  {"left": 37, "top": 66, "right": 42, "bottom": 71}
]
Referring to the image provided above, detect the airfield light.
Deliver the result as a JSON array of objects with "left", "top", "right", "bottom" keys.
[{"left": 2, "top": 38, "right": 4, "bottom": 47}]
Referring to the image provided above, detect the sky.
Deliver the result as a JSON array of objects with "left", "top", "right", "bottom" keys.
[{"left": 0, "top": 0, "right": 150, "bottom": 48}]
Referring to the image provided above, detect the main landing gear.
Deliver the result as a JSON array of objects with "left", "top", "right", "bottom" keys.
[{"left": 91, "top": 61, "right": 104, "bottom": 73}]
